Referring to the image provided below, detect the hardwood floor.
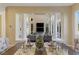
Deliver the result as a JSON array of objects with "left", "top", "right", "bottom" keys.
[
  {"left": 1, "top": 42, "right": 79, "bottom": 55},
  {"left": 2, "top": 45, "right": 18, "bottom": 55}
]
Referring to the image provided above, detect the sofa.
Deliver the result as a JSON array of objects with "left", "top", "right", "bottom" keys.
[
  {"left": 27, "top": 34, "right": 52, "bottom": 42},
  {"left": 27, "top": 35, "right": 36, "bottom": 42},
  {"left": 43, "top": 35, "right": 52, "bottom": 42}
]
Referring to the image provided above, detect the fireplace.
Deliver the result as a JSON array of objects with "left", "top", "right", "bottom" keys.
[{"left": 36, "top": 23, "right": 44, "bottom": 33}]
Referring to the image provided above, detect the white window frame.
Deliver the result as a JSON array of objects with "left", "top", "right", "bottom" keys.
[
  {"left": 51, "top": 12, "right": 62, "bottom": 41},
  {"left": 75, "top": 11, "right": 79, "bottom": 39}
]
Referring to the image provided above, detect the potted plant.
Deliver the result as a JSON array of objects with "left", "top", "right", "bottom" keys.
[
  {"left": 35, "top": 35, "right": 45, "bottom": 54},
  {"left": 35, "top": 36, "right": 44, "bottom": 48}
]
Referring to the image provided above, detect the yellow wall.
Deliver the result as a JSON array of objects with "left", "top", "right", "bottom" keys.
[
  {"left": 67, "top": 6, "right": 74, "bottom": 47},
  {"left": 71, "top": 4, "right": 79, "bottom": 48},
  {"left": 0, "top": 15, "right": 1, "bottom": 37},
  {"left": 6, "top": 6, "right": 73, "bottom": 46}
]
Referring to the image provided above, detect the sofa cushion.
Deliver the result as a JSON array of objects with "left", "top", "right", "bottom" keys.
[{"left": 43, "top": 35, "right": 52, "bottom": 42}]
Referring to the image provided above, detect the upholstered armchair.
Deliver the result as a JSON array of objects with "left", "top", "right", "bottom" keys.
[
  {"left": 27, "top": 35, "right": 36, "bottom": 42},
  {"left": 0, "top": 37, "right": 9, "bottom": 53},
  {"left": 43, "top": 35, "right": 52, "bottom": 42}
]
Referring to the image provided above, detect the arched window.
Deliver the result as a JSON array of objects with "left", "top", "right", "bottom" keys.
[
  {"left": 75, "top": 11, "right": 79, "bottom": 39},
  {"left": 51, "top": 12, "right": 62, "bottom": 40},
  {"left": 23, "top": 14, "right": 30, "bottom": 37}
]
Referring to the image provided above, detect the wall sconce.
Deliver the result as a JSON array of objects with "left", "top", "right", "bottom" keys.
[{"left": 31, "top": 18, "right": 33, "bottom": 21}]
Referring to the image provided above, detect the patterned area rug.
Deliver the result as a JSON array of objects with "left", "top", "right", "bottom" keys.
[
  {"left": 35, "top": 47, "right": 47, "bottom": 55},
  {"left": 14, "top": 47, "right": 35, "bottom": 55},
  {"left": 14, "top": 43, "right": 68, "bottom": 55}
]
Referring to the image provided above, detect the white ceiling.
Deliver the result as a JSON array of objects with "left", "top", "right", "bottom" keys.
[{"left": 0, "top": 3, "right": 74, "bottom": 8}]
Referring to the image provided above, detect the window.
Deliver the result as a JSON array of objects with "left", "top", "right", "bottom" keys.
[
  {"left": 16, "top": 13, "right": 30, "bottom": 40},
  {"left": 0, "top": 15, "right": 1, "bottom": 37},
  {"left": 76, "top": 12, "right": 79, "bottom": 31},
  {"left": 51, "top": 13, "right": 61, "bottom": 39},
  {"left": 75, "top": 11, "right": 79, "bottom": 38},
  {"left": 23, "top": 14, "right": 30, "bottom": 38},
  {"left": 57, "top": 20, "right": 61, "bottom": 38},
  {"left": 57, "top": 14, "right": 61, "bottom": 39}
]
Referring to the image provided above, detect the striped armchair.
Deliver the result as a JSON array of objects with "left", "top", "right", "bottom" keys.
[{"left": 0, "top": 37, "right": 9, "bottom": 53}]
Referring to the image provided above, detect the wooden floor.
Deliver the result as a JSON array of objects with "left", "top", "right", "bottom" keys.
[
  {"left": 1, "top": 42, "right": 79, "bottom": 55},
  {"left": 2, "top": 45, "right": 18, "bottom": 55},
  {"left": 2, "top": 44, "right": 47, "bottom": 55}
]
